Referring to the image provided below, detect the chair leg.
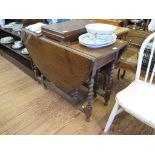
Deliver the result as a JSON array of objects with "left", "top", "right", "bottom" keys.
[
  {"left": 104, "top": 102, "right": 120, "bottom": 133},
  {"left": 117, "top": 68, "right": 120, "bottom": 80}
]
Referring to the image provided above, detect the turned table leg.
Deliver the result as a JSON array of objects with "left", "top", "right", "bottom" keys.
[
  {"left": 41, "top": 74, "right": 47, "bottom": 89},
  {"left": 34, "top": 66, "right": 38, "bottom": 80},
  {"left": 33, "top": 65, "right": 41, "bottom": 82},
  {"left": 104, "top": 62, "right": 115, "bottom": 105},
  {"left": 84, "top": 77, "right": 94, "bottom": 122},
  {"left": 94, "top": 69, "right": 101, "bottom": 97},
  {"left": 30, "top": 59, "right": 41, "bottom": 82},
  {"left": 31, "top": 61, "right": 47, "bottom": 89}
]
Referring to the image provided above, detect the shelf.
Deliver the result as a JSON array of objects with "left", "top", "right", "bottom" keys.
[
  {"left": 0, "top": 20, "right": 45, "bottom": 71},
  {"left": 0, "top": 42, "right": 30, "bottom": 61},
  {"left": 0, "top": 27, "right": 21, "bottom": 38}
]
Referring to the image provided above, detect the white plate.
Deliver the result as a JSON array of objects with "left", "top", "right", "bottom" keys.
[
  {"left": 26, "top": 22, "right": 46, "bottom": 33},
  {"left": 85, "top": 23, "right": 116, "bottom": 35},
  {"left": 2, "top": 22, "right": 17, "bottom": 29},
  {"left": 12, "top": 24, "right": 23, "bottom": 32},
  {"left": 78, "top": 33, "right": 116, "bottom": 46},
  {"left": 12, "top": 44, "right": 23, "bottom": 49},
  {"left": 79, "top": 39, "right": 116, "bottom": 48},
  {"left": 0, "top": 40, "right": 14, "bottom": 44},
  {"left": 21, "top": 48, "right": 29, "bottom": 55},
  {"left": 0, "top": 36, "right": 14, "bottom": 44}
]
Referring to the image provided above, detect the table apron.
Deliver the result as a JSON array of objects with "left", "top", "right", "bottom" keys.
[{"left": 96, "top": 53, "right": 116, "bottom": 70}]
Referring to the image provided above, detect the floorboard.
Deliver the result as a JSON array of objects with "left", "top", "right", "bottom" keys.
[{"left": 0, "top": 55, "right": 154, "bottom": 135}]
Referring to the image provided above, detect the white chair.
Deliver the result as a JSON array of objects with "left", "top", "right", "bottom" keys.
[{"left": 104, "top": 32, "right": 155, "bottom": 133}]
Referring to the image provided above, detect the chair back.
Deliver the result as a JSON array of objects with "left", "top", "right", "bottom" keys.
[
  {"left": 125, "top": 29, "right": 151, "bottom": 48},
  {"left": 135, "top": 32, "right": 155, "bottom": 84}
]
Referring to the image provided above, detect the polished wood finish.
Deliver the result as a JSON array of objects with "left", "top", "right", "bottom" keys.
[
  {"left": 42, "top": 20, "right": 92, "bottom": 42},
  {"left": 25, "top": 34, "right": 93, "bottom": 91},
  {"left": 0, "top": 55, "right": 154, "bottom": 135},
  {"left": 21, "top": 19, "right": 45, "bottom": 27},
  {"left": 84, "top": 76, "right": 94, "bottom": 121},
  {"left": 22, "top": 28, "right": 128, "bottom": 120}
]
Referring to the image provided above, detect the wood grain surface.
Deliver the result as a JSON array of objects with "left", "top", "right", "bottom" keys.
[{"left": 0, "top": 53, "right": 154, "bottom": 135}]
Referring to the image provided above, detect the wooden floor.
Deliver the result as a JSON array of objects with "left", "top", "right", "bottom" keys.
[{"left": 0, "top": 55, "right": 154, "bottom": 135}]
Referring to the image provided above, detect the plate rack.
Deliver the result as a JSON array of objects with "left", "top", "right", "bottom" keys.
[{"left": 0, "top": 22, "right": 32, "bottom": 70}]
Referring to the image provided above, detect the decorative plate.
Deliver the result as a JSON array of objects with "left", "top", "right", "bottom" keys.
[
  {"left": 12, "top": 44, "right": 23, "bottom": 49},
  {"left": 78, "top": 33, "right": 116, "bottom": 46},
  {"left": 79, "top": 39, "right": 116, "bottom": 48},
  {"left": 21, "top": 48, "right": 29, "bottom": 55},
  {"left": 0, "top": 36, "right": 14, "bottom": 44}
]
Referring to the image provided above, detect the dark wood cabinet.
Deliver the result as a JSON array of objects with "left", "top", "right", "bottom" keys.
[{"left": 0, "top": 19, "right": 45, "bottom": 72}]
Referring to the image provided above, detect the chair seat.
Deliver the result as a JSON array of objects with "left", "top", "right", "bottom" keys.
[
  {"left": 120, "top": 46, "right": 138, "bottom": 63},
  {"left": 116, "top": 81, "right": 155, "bottom": 128},
  {"left": 118, "top": 46, "right": 138, "bottom": 72}
]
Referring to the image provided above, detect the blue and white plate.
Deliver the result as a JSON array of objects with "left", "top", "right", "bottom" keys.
[
  {"left": 79, "top": 39, "right": 116, "bottom": 48},
  {"left": 78, "top": 33, "right": 116, "bottom": 48}
]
